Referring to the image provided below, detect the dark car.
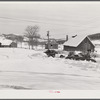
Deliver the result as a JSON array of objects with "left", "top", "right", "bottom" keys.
[
  {"left": 44, "top": 49, "right": 58, "bottom": 57},
  {"left": 60, "top": 55, "right": 65, "bottom": 58},
  {"left": 65, "top": 52, "right": 96, "bottom": 63}
]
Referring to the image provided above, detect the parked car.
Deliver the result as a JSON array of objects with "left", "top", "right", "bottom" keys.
[
  {"left": 65, "top": 52, "right": 96, "bottom": 63},
  {"left": 44, "top": 49, "right": 58, "bottom": 57},
  {"left": 60, "top": 55, "right": 65, "bottom": 58}
]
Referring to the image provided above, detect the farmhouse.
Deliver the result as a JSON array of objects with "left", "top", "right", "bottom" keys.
[
  {"left": 63, "top": 35, "right": 95, "bottom": 53},
  {"left": 0, "top": 38, "right": 17, "bottom": 47}
]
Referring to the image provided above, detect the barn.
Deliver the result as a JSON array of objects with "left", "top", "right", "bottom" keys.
[
  {"left": 45, "top": 39, "right": 58, "bottom": 49},
  {"left": 63, "top": 35, "right": 95, "bottom": 53}
]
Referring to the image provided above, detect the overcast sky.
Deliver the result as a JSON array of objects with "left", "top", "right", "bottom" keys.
[{"left": 0, "top": 2, "right": 100, "bottom": 39}]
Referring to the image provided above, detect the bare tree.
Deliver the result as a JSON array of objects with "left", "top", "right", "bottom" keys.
[
  {"left": 16, "top": 36, "right": 24, "bottom": 48},
  {"left": 24, "top": 25, "right": 40, "bottom": 49}
]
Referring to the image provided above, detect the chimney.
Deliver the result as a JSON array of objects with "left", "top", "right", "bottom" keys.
[
  {"left": 72, "top": 34, "right": 77, "bottom": 38},
  {"left": 66, "top": 35, "right": 68, "bottom": 41}
]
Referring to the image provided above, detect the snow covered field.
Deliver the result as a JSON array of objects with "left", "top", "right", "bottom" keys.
[{"left": 0, "top": 47, "right": 100, "bottom": 90}]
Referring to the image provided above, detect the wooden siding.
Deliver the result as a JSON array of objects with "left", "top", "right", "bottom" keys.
[
  {"left": 77, "top": 37, "right": 94, "bottom": 52},
  {"left": 45, "top": 43, "right": 58, "bottom": 49}
]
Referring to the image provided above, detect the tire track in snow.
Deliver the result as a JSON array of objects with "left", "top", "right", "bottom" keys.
[
  {"left": 0, "top": 85, "right": 32, "bottom": 90},
  {"left": 0, "top": 70, "right": 100, "bottom": 79}
]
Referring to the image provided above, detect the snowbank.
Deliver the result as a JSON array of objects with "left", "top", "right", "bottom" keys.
[
  {"left": 0, "top": 48, "right": 99, "bottom": 76},
  {"left": 0, "top": 48, "right": 100, "bottom": 89}
]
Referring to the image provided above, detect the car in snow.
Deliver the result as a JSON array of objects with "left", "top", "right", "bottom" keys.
[
  {"left": 44, "top": 49, "right": 58, "bottom": 57},
  {"left": 65, "top": 52, "right": 96, "bottom": 63}
]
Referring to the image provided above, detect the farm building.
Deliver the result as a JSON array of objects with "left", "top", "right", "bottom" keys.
[
  {"left": 91, "top": 40, "right": 100, "bottom": 47},
  {"left": 10, "top": 42, "right": 17, "bottom": 47},
  {"left": 0, "top": 39, "right": 17, "bottom": 47},
  {"left": 63, "top": 34, "right": 95, "bottom": 53},
  {"left": 45, "top": 39, "right": 58, "bottom": 49}
]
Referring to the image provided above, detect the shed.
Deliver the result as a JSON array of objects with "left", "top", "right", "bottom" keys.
[
  {"left": 63, "top": 34, "right": 95, "bottom": 53},
  {"left": 45, "top": 39, "right": 58, "bottom": 49},
  {"left": 10, "top": 42, "right": 17, "bottom": 47}
]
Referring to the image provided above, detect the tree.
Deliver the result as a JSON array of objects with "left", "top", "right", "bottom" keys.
[
  {"left": 16, "top": 35, "right": 23, "bottom": 48},
  {"left": 24, "top": 25, "right": 40, "bottom": 49}
]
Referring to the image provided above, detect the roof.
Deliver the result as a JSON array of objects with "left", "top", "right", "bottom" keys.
[
  {"left": 91, "top": 40, "right": 100, "bottom": 45},
  {"left": 0, "top": 38, "right": 12, "bottom": 45},
  {"left": 63, "top": 34, "right": 94, "bottom": 47},
  {"left": 46, "top": 39, "right": 58, "bottom": 44}
]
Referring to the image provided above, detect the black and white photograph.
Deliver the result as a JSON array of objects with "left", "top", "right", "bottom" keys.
[{"left": 0, "top": 1, "right": 100, "bottom": 92}]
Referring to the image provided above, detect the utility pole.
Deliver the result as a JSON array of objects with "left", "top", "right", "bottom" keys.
[{"left": 47, "top": 31, "right": 50, "bottom": 50}]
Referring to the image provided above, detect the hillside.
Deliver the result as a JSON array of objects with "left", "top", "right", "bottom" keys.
[{"left": 88, "top": 33, "right": 100, "bottom": 40}]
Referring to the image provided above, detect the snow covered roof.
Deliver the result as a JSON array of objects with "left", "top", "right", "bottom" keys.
[
  {"left": 38, "top": 38, "right": 47, "bottom": 42},
  {"left": 0, "top": 38, "right": 12, "bottom": 45},
  {"left": 91, "top": 40, "right": 100, "bottom": 45},
  {"left": 45, "top": 39, "right": 58, "bottom": 44},
  {"left": 63, "top": 34, "right": 92, "bottom": 47}
]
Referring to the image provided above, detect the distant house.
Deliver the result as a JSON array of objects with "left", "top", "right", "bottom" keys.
[
  {"left": 0, "top": 38, "right": 17, "bottom": 47},
  {"left": 63, "top": 35, "right": 95, "bottom": 53},
  {"left": 91, "top": 40, "right": 100, "bottom": 47},
  {"left": 37, "top": 38, "right": 47, "bottom": 46},
  {"left": 56, "top": 39, "right": 66, "bottom": 44},
  {"left": 56, "top": 35, "right": 68, "bottom": 45},
  {"left": 10, "top": 42, "right": 17, "bottom": 47},
  {"left": 45, "top": 39, "right": 58, "bottom": 49}
]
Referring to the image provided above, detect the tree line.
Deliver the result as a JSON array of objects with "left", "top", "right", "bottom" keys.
[{"left": 88, "top": 33, "right": 100, "bottom": 40}]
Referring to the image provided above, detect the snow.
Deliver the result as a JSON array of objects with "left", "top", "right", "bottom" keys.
[
  {"left": 0, "top": 38, "right": 12, "bottom": 45},
  {"left": 92, "top": 40, "right": 100, "bottom": 49},
  {"left": 0, "top": 47, "right": 100, "bottom": 90},
  {"left": 92, "top": 40, "right": 100, "bottom": 45}
]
